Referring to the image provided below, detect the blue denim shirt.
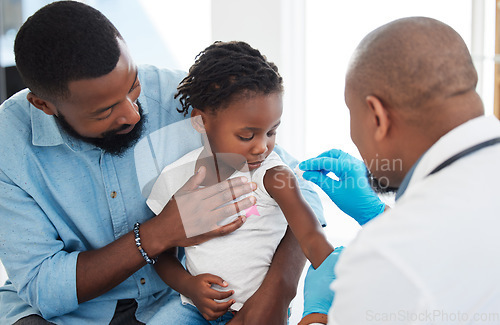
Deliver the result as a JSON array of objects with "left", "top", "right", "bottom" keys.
[{"left": 0, "top": 65, "right": 324, "bottom": 324}]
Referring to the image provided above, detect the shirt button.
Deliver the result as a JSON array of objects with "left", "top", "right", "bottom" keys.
[
  {"left": 140, "top": 278, "right": 146, "bottom": 285},
  {"left": 110, "top": 191, "right": 117, "bottom": 198}
]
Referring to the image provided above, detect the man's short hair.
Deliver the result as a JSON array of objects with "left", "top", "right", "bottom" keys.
[{"left": 14, "top": 1, "right": 123, "bottom": 100}]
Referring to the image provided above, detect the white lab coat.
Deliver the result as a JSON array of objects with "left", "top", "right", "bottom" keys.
[{"left": 329, "top": 115, "right": 500, "bottom": 324}]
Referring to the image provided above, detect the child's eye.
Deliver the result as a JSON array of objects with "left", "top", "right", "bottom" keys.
[
  {"left": 238, "top": 135, "right": 254, "bottom": 141},
  {"left": 267, "top": 130, "right": 277, "bottom": 137}
]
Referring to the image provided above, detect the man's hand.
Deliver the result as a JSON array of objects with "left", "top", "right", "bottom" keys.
[
  {"left": 150, "top": 166, "right": 257, "bottom": 250},
  {"left": 185, "top": 273, "right": 235, "bottom": 321},
  {"left": 299, "top": 149, "right": 385, "bottom": 225},
  {"left": 77, "top": 166, "right": 256, "bottom": 304}
]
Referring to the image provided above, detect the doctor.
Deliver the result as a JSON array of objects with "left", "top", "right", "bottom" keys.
[{"left": 298, "top": 17, "right": 500, "bottom": 324}]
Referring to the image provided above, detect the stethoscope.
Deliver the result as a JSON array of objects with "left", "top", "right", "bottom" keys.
[{"left": 428, "top": 137, "right": 500, "bottom": 176}]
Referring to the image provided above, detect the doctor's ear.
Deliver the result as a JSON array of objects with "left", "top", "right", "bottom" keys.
[
  {"left": 27, "top": 92, "right": 58, "bottom": 116},
  {"left": 190, "top": 108, "right": 207, "bottom": 133},
  {"left": 366, "top": 95, "right": 390, "bottom": 142}
]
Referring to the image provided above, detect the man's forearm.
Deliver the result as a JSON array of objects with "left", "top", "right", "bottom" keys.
[
  {"left": 76, "top": 216, "right": 169, "bottom": 303},
  {"left": 267, "top": 227, "right": 306, "bottom": 300},
  {"left": 77, "top": 232, "right": 146, "bottom": 303}
]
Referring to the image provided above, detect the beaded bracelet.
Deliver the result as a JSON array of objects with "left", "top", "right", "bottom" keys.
[{"left": 133, "top": 222, "right": 158, "bottom": 265}]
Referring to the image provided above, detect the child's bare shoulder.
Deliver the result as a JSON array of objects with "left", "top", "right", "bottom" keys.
[{"left": 263, "top": 166, "right": 299, "bottom": 199}]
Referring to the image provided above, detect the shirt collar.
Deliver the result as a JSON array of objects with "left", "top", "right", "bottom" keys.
[
  {"left": 395, "top": 155, "right": 422, "bottom": 201},
  {"left": 30, "top": 106, "right": 65, "bottom": 147}
]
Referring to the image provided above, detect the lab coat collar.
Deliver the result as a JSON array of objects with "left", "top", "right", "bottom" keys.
[{"left": 397, "top": 115, "right": 500, "bottom": 200}]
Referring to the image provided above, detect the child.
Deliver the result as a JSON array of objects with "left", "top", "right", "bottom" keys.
[{"left": 146, "top": 41, "right": 334, "bottom": 324}]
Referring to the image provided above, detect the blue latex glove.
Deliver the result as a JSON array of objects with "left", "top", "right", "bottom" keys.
[
  {"left": 299, "top": 149, "right": 385, "bottom": 225},
  {"left": 302, "top": 246, "right": 344, "bottom": 317}
]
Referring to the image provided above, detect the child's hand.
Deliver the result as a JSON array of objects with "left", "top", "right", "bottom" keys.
[{"left": 185, "top": 273, "right": 235, "bottom": 321}]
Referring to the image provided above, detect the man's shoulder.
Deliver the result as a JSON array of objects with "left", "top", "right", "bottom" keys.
[
  {"left": 0, "top": 89, "right": 32, "bottom": 147},
  {"left": 138, "top": 64, "right": 186, "bottom": 99},
  {"left": 137, "top": 65, "right": 188, "bottom": 122},
  {"left": 138, "top": 64, "right": 186, "bottom": 79},
  {"left": 0, "top": 89, "right": 30, "bottom": 119}
]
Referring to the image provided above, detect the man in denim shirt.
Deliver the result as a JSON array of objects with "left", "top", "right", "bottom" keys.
[{"left": 0, "top": 2, "right": 324, "bottom": 324}]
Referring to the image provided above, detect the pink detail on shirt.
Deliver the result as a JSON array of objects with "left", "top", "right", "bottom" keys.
[{"left": 244, "top": 205, "right": 260, "bottom": 217}]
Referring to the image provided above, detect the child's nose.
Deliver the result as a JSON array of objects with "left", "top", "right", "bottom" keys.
[{"left": 252, "top": 139, "right": 268, "bottom": 155}]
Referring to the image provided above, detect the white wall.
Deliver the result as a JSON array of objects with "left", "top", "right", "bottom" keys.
[
  {"left": 304, "top": 0, "right": 495, "bottom": 161},
  {"left": 212, "top": 0, "right": 307, "bottom": 160}
]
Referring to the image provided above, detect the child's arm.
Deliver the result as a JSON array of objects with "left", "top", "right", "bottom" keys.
[
  {"left": 154, "top": 248, "right": 235, "bottom": 320},
  {"left": 264, "top": 166, "right": 334, "bottom": 269}
]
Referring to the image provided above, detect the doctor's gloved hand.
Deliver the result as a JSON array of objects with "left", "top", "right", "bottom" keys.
[
  {"left": 299, "top": 149, "right": 385, "bottom": 226},
  {"left": 299, "top": 247, "right": 345, "bottom": 325}
]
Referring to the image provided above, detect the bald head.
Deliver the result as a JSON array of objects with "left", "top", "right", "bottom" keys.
[
  {"left": 345, "top": 17, "right": 485, "bottom": 188},
  {"left": 347, "top": 17, "right": 480, "bottom": 114}
]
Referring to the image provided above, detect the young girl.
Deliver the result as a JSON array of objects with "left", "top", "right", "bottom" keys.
[{"left": 146, "top": 41, "right": 334, "bottom": 324}]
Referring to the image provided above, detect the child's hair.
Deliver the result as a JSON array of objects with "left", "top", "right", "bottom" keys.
[{"left": 175, "top": 41, "right": 283, "bottom": 116}]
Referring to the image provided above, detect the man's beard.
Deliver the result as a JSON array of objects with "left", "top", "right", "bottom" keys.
[
  {"left": 55, "top": 100, "right": 146, "bottom": 156},
  {"left": 366, "top": 169, "right": 399, "bottom": 194}
]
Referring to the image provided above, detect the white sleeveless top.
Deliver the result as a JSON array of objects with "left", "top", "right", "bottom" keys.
[{"left": 147, "top": 147, "right": 289, "bottom": 311}]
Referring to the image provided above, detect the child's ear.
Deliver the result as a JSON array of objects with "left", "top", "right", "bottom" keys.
[
  {"left": 191, "top": 108, "right": 207, "bottom": 133},
  {"left": 27, "top": 92, "right": 58, "bottom": 116}
]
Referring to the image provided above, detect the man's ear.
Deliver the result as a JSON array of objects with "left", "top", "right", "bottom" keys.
[
  {"left": 26, "top": 92, "right": 58, "bottom": 116},
  {"left": 366, "top": 95, "right": 390, "bottom": 142},
  {"left": 190, "top": 108, "right": 207, "bottom": 133}
]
